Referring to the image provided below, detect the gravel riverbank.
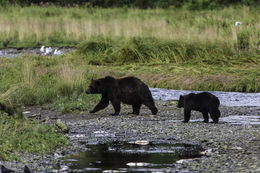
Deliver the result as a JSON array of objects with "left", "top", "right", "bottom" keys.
[{"left": 1, "top": 100, "right": 260, "bottom": 172}]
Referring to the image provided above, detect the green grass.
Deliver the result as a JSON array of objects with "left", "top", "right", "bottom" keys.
[
  {"left": 99, "top": 63, "right": 260, "bottom": 92},
  {"left": 0, "top": 113, "right": 67, "bottom": 160}
]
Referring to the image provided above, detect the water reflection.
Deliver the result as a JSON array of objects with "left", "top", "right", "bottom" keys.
[{"left": 63, "top": 142, "right": 203, "bottom": 172}]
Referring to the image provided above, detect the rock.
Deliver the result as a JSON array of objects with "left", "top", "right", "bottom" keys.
[
  {"left": 26, "top": 113, "right": 41, "bottom": 120},
  {"left": 176, "top": 159, "right": 194, "bottom": 164},
  {"left": 231, "top": 147, "right": 243, "bottom": 150},
  {"left": 200, "top": 149, "right": 215, "bottom": 157},
  {"left": 134, "top": 140, "right": 149, "bottom": 145},
  {"left": 55, "top": 119, "right": 70, "bottom": 133},
  {"left": 126, "top": 162, "right": 150, "bottom": 167}
]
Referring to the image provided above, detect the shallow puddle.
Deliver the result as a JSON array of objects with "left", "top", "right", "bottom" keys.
[
  {"left": 189, "top": 115, "right": 260, "bottom": 125},
  {"left": 60, "top": 141, "right": 203, "bottom": 172},
  {"left": 0, "top": 47, "right": 74, "bottom": 58}
]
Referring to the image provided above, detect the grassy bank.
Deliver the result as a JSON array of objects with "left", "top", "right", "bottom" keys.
[
  {"left": 0, "top": 113, "right": 67, "bottom": 160},
  {"left": 0, "top": 36, "right": 259, "bottom": 114}
]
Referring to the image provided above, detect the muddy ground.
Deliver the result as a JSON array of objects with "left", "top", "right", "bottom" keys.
[{"left": 1, "top": 100, "right": 260, "bottom": 172}]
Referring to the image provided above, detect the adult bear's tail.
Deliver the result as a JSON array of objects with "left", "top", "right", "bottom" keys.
[{"left": 217, "top": 109, "right": 221, "bottom": 118}]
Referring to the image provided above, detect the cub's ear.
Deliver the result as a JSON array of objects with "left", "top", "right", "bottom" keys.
[{"left": 91, "top": 78, "right": 94, "bottom": 81}]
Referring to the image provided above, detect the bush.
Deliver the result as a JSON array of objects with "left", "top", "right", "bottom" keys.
[{"left": 237, "top": 29, "right": 250, "bottom": 50}]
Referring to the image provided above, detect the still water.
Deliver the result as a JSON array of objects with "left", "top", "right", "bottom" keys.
[{"left": 58, "top": 142, "right": 203, "bottom": 173}]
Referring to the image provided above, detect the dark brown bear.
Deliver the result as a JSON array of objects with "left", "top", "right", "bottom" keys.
[
  {"left": 177, "top": 92, "right": 221, "bottom": 123},
  {"left": 86, "top": 76, "right": 158, "bottom": 116}
]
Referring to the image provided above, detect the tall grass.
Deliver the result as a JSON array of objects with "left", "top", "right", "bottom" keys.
[
  {"left": 77, "top": 36, "right": 259, "bottom": 65},
  {"left": 0, "top": 56, "right": 99, "bottom": 113},
  {"left": 0, "top": 6, "right": 259, "bottom": 49}
]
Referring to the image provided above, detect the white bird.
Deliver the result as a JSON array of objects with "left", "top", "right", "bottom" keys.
[
  {"left": 235, "top": 21, "right": 241, "bottom": 26},
  {"left": 44, "top": 47, "right": 52, "bottom": 55},
  {"left": 54, "top": 48, "right": 62, "bottom": 55},
  {"left": 40, "top": 46, "right": 45, "bottom": 53}
]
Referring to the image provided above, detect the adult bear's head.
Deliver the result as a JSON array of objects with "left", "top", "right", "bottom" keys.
[
  {"left": 86, "top": 76, "right": 116, "bottom": 94},
  {"left": 86, "top": 79, "right": 102, "bottom": 94}
]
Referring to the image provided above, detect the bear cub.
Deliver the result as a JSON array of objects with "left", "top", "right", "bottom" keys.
[
  {"left": 177, "top": 92, "right": 221, "bottom": 123},
  {"left": 86, "top": 76, "right": 158, "bottom": 116}
]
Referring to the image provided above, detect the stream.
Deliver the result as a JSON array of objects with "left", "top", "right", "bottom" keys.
[{"left": 150, "top": 88, "right": 260, "bottom": 107}]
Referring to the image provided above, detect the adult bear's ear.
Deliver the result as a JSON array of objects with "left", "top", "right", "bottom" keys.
[{"left": 95, "top": 80, "right": 100, "bottom": 85}]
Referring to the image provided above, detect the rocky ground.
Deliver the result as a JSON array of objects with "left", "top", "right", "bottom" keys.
[{"left": 1, "top": 100, "right": 260, "bottom": 172}]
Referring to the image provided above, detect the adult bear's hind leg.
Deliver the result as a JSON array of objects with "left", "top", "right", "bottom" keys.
[
  {"left": 110, "top": 98, "right": 121, "bottom": 116},
  {"left": 129, "top": 104, "right": 141, "bottom": 115}
]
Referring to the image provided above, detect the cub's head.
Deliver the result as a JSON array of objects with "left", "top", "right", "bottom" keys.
[
  {"left": 177, "top": 95, "right": 184, "bottom": 108},
  {"left": 86, "top": 79, "right": 102, "bottom": 94}
]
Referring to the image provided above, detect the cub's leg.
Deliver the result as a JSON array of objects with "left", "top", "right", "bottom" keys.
[
  {"left": 183, "top": 108, "right": 191, "bottom": 122},
  {"left": 202, "top": 111, "right": 209, "bottom": 123}
]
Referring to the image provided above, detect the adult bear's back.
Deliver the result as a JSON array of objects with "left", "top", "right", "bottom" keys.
[
  {"left": 118, "top": 77, "right": 149, "bottom": 92},
  {"left": 118, "top": 77, "right": 152, "bottom": 101}
]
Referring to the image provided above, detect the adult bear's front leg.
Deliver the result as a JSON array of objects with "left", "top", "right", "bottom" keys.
[{"left": 90, "top": 94, "right": 109, "bottom": 113}]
